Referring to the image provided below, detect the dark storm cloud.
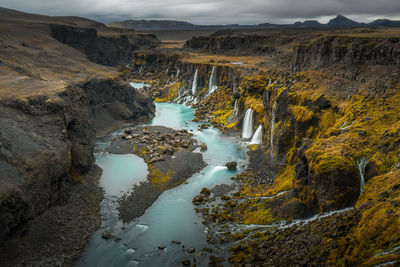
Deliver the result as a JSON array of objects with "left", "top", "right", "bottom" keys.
[{"left": 1, "top": 0, "right": 400, "bottom": 24}]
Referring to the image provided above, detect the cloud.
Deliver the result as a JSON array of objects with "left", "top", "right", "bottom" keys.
[{"left": 2, "top": 0, "right": 400, "bottom": 24}]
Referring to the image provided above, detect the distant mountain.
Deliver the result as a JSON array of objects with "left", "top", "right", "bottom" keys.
[
  {"left": 108, "top": 15, "right": 400, "bottom": 31},
  {"left": 327, "top": 14, "right": 362, "bottom": 27},
  {"left": 294, "top": 20, "right": 322, "bottom": 27},
  {"left": 108, "top": 20, "right": 196, "bottom": 30},
  {"left": 370, "top": 19, "right": 400, "bottom": 27}
]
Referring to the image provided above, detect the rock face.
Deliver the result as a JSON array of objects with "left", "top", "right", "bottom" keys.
[
  {"left": 184, "top": 34, "right": 276, "bottom": 55},
  {"left": 0, "top": 78, "right": 155, "bottom": 243},
  {"left": 291, "top": 36, "right": 400, "bottom": 71},
  {"left": 293, "top": 139, "right": 360, "bottom": 212},
  {"left": 49, "top": 24, "right": 160, "bottom": 66}
]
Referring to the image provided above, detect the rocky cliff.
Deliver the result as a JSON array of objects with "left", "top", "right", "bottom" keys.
[
  {"left": 0, "top": 8, "right": 155, "bottom": 254},
  {"left": 292, "top": 35, "right": 400, "bottom": 71},
  {"left": 50, "top": 24, "right": 160, "bottom": 66},
  {"left": 0, "top": 77, "right": 155, "bottom": 243}
]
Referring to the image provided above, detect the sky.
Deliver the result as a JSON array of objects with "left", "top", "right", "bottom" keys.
[{"left": 1, "top": 0, "right": 400, "bottom": 25}]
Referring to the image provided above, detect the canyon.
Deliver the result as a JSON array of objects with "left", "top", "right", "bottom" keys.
[{"left": 0, "top": 7, "right": 399, "bottom": 267}]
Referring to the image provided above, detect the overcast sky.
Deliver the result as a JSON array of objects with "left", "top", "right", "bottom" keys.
[{"left": 1, "top": 0, "right": 400, "bottom": 25}]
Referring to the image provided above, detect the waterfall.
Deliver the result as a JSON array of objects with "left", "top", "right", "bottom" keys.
[
  {"left": 357, "top": 158, "right": 368, "bottom": 194},
  {"left": 176, "top": 69, "right": 180, "bottom": 78},
  {"left": 242, "top": 108, "right": 254, "bottom": 139},
  {"left": 268, "top": 79, "right": 272, "bottom": 85},
  {"left": 191, "top": 69, "right": 198, "bottom": 95},
  {"left": 250, "top": 125, "right": 262, "bottom": 145},
  {"left": 270, "top": 100, "right": 277, "bottom": 157},
  {"left": 139, "top": 65, "right": 143, "bottom": 73},
  {"left": 232, "top": 99, "right": 239, "bottom": 117},
  {"left": 208, "top": 66, "right": 218, "bottom": 94}
]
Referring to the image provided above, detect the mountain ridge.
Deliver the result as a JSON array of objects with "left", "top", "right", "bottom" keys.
[{"left": 108, "top": 15, "right": 400, "bottom": 31}]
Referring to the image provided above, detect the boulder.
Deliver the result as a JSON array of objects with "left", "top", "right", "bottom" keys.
[
  {"left": 192, "top": 194, "right": 206, "bottom": 205},
  {"left": 187, "top": 247, "right": 196, "bottom": 253},
  {"left": 101, "top": 231, "right": 114, "bottom": 240},
  {"left": 200, "top": 187, "right": 211, "bottom": 197},
  {"left": 124, "top": 128, "right": 133, "bottom": 134},
  {"left": 181, "top": 260, "right": 191, "bottom": 266},
  {"left": 225, "top": 162, "right": 237, "bottom": 171},
  {"left": 200, "top": 143, "right": 208, "bottom": 151}
]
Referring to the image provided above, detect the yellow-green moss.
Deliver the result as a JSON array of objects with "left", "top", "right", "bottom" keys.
[
  {"left": 330, "top": 169, "right": 400, "bottom": 266},
  {"left": 290, "top": 105, "right": 315, "bottom": 123},
  {"left": 154, "top": 82, "right": 181, "bottom": 102},
  {"left": 242, "top": 205, "right": 276, "bottom": 225},
  {"left": 245, "top": 97, "right": 264, "bottom": 114},
  {"left": 149, "top": 165, "right": 170, "bottom": 185}
]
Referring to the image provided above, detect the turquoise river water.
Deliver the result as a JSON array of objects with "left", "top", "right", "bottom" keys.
[{"left": 79, "top": 103, "right": 248, "bottom": 267}]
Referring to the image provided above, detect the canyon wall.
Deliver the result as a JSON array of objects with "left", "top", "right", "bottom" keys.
[{"left": 0, "top": 78, "right": 155, "bottom": 242}]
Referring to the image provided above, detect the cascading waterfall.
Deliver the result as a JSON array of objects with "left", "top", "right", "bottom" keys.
[
  {"left": 191, "top": 69, "right": 198, "bottom": 96},
  {"left": 242, "top": 108, "right": 254, "bottom": 139},
  {"left": 270, "top": 100, "right": 277, "bottom": 157},
  {"left": 176, "top": 68, "right": 180, "bottom": 78},
  {"left": 357, "top": 158, "right": 368, "bottom": 194},
  {"left": 250, "top": 125, "right": 263, "bottom": 145},
  {"left": 268, "top": 79, "right": 272, "bottom": 85},
  {"left": 208, "top": 66, "right": 218, "bottom": 94},
  {"left": 232, "top": 99, "right": 239, "bottom": 117}
]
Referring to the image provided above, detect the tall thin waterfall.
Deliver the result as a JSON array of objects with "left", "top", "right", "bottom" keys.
[
  {"left": 176, "top": 69, "right": 180, "bottom": 78},
  {"left": 270, "top": 100, "right": 277, "bottom": 157},
  {"left": 268, "top": 79, "right": 272, "bottom": 85},
  {"left": 192, "top": 69, "right": 198, "bottom": 95},
  {"left": 242, "top": 108, "right": 254, "bottom": 139},
  {"left": 357, "top": 158, "right": 368, "bottom": 194},
  {"left": 250, "top": 125, "right": 263, "bottom": 145},
  {"left": 208, "top": 66, "right": 218, "bottom": 94},
  {"left": 232, "top": 99, "right": 239, "bottom": 117}
]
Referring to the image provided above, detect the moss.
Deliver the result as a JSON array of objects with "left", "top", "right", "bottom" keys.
[
  {"left": 149, "top": 165, "right": 170, "bottom": 185},
  {"left": 245, "top": 97, "right": 264, "bottom": 114},
  {"left": 242, "top": 205, "right": 276, "bottom": 225},
  {"left": 331, "top": 170, "right": 400, "bottom": 266},
  {"left": 306, "top": 138, "right": 357, "bottom": 175},
  {"left": 241, "top": 75, "right": 270, "bottom": 95},
  {"left": 289, "top": 105, "right": 315, "bottom": 123},
  {"left": 154, "top": 82, "right": 181, "bottom": 102},
  {"left": 248, "top": 144, "right": 260, "bottom": 151},
  {"left": 266, "top": 165, "right": 295, "bottom": 196}
]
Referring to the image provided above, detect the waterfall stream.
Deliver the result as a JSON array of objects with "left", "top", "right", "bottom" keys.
[
  {"left": 356, "top": 158, "right": 368, "bottom": 194},
  {"left": 208, "top": 66, "right": 218, "bottom": 94},
  {"left": 191, "top": 69, "right": 198, "bottom": 96},
  {"left": 250, "top": 125, "right": 262, "bottom": 145},
  {"left": 270, "top": 100, "right": 277, "bottom": 157},
  {"left": 242, "top": 108, "right": 254, "bottom": 139}
]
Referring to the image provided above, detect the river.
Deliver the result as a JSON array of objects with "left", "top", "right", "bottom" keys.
[{"left": 79, "top": 102, "right": 248, "bottom": 267}]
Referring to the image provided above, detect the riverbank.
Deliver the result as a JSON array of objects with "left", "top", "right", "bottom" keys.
[
  {"left": 79, "top": 102, "right": 248, "bottom": 267},
  {"left": 105, "top": 125, "right": 206, "bottom": 223},
  {"left": 0, "top": 166, "right": 103, "bottom": 266}
]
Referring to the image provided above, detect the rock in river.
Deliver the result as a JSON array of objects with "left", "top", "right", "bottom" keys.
[
  {"left": 225, "top": 162, "right": 237, "bottom": 171},
  {"left": 200, "top": 143, "right": 208, "bottom": 151},
  {"left": 101, "top": 231, "right": 114, "bottom": 240}
]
